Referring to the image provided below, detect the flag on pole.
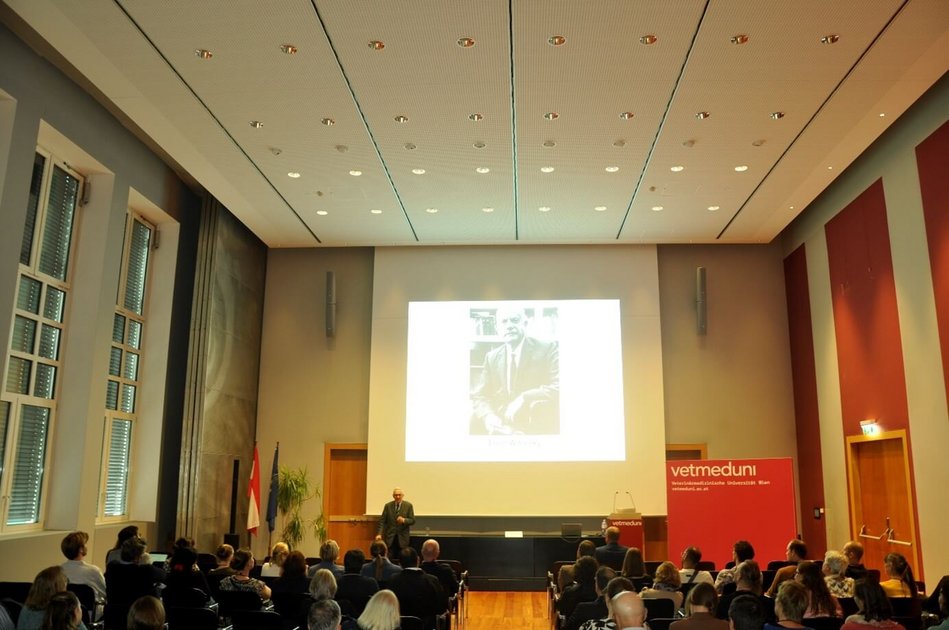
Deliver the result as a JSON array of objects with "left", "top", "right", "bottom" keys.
[
  {"left": 267, "top": 443, "right": 279, "bottom": 533},
  {"left": 247, "top": 443, "right": 261, "bottom": 535}
]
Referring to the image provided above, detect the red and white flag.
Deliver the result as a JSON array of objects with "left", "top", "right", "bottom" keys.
[{"left": 247, "top": 443, "right": 261, "bottom": 535}]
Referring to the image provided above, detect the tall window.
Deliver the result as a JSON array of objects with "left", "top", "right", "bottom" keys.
[
  {"left": 99, "top": 213, "right": 153, "bottom": 520},
  {"left": 0, "top": 150, "right": 82, "bottom": 529}
]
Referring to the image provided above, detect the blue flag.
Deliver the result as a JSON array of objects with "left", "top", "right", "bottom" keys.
[{"left": 267, "top": 443, "right": 279, "bottom": 533}]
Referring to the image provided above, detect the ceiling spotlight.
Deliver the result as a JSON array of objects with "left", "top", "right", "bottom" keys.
[
  {"left": 619, "top": 112, "right": 635, "bottom": 120},
  {"left": 827, "top": 166, "right": 834, "bottom": 170},
  {"left": 651, "top": 206, "right": 664, "bottom": 211},
  {"left": 640, "top": 35, "right": 657, "bottom": 45},
  {"left": 468, "top": 113, "right": 484, "bottom": 122},
  {"left": 194, "top": 49, "right": 213, "bottom": 59},
  {"left": 594, "top": 206, "right": 607, "bottom": 212},
  {"left": 613, "top": 139, "right": 626, "bottom": 147},
  {"left": 412, "top": 168, "right": 426, "bottom": 175},
  {"left": 482, "top": 207, "right": 494, "bottom": 213},
  {"left": 734, "top": 165, "right": 748, "bottom": 172},
  {"left": 250, "top": 121, "right": 263, "bottom": 128},
  {"left": 287, "top": 172, "right": 301, "bottom": 178},
  {"left": 473, "top": 141, "right": 486, "bottom": 149},
  {"left": 370, "top": 209, "right": 382, "bottom": 214},
  {"left": 321, "top": 117, "right": 335, "bottom": 126},
  {"left": 404, "top": 143, "right": 417, "bottom": 150},
  {"left": 538, "top": 206, "right": 551, "bottom": 212},
  {"left": 541, "top": 166, "right": 555, "bottom": 173},
  {"left": 820, "top": 34, "right": 840, "bottom": 45},
  {"left": 751, "top": 139, "right": 766, "bottom": 147},
  {"left": 543, "top": 140, "right": 557, "bottom": 148},
  {"left": 369, "top": 40, "right": 385, "bottom": 50},
  {"left": 316, "top": 210, "right": 328, "bottom": 216},
  {"left": 695, "top": 111, "right": 710, "bottom": 120},
  {"left": 605, "top": 166, "right": 619, "bottom": 172},
  {"left": 425, "top": 208, "right": 439, "bottom": 214},
  {"left": 544, "top": 112, "right": 560, "bottom": 120},
  {"left": 476, "top": 167, "right": 490, "bottom": 174},
  {"left": 879, "top": 112, "right": 886, "bottom": 117},
  {"left": 770, "top": 111, "right": 785, "bottom": 120},
  {"left": 269, "top": 147, "right": 282, "bottom": 156},
  {"left": 349, "top": 170, "right": 362, "bottom": 176},
  {"left": 670, "top": 165, "right": 685, "bottom": 172},
  {"left": 280, "top": 44, "right": 298, "bottom": 55},
  {"left": 457, "top": 37, "right": 476, "bottom": 48},
  {"left": 548, "top": 35, "right": 566, "bottom": 46},
  {"left": 394, "top": 115, "right": 409, "bottom": 123},
  {"left": 335, "top": 145, "right": 348, "bottom": 153},
  {"left": 682, "top": 139, "right": 696, "bottom": 147},
  {"left": 730, "top": 34, "right": 749, "bottom": 45},
  {"left": 707, "top": 205, "right": 720, "bottom": 211}
]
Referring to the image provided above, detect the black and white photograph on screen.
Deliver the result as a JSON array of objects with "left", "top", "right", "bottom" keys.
[{"left": 468, "top": 305, "right": 560, "bottom": 435}]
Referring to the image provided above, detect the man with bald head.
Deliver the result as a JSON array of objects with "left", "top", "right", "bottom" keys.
[
  {"left": 420, "top": 539, "right": 459, "bottom": 597},
  {"left": 611, "top": 591, "right": 647, "bottom": 630},
  {"left": 376, "top": 487, "right": 415, "bottom": 560}
]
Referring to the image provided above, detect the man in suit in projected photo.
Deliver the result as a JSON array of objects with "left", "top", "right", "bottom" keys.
[{"left": 470, "top": 306, "right": 560, "bottom": 435}]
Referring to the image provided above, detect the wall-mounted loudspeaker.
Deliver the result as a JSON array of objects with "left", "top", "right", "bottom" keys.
[
  {"left": 326, "top": 271, "right": 337, "bottom": 337},
  {"left": 696, "top": 266, "right": 707, "bottom": 335}
]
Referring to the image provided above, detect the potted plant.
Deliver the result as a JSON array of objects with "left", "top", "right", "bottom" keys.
[{"left": 277, "top": 466, "right": 327, "bottom": 550}]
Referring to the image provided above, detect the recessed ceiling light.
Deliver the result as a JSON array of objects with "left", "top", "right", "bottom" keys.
[
  {"left": 538, "top": 206, "right": 551, "bottom": 212},
  {"left": 820, "top": 34, "right": 840, "bottom": 45},
  {"left": 544, "top": 112, "right": 560, "bottom": 120},
  {"left": 404, "top": 143, "right": 417, "bottom": 150},
  {"left": 194, "top": 49, "right": 213, "bottom": 60},
  {"left": 316, "top": 210, "right": 328, "bottom": 216},
  {"left": 425, "top": 208, "right": 438, "bottom": 214},
  {"left": 540, "top": 166, "right": 555, "bottom": 173},
  {"left": 789, "top": 206, "right": 795, "bottom": 210},
  {"left": 548, "top": 35, "right": 566, "bottom": 46},
  {"left": 280, "top": 44, "right": 298, "bottom": 55},
  {"left": 707, "top": 205, "right": 720, "bottom": 211},
  {"left": 335, "top": 145, "right": 348, "bottom": 153},
  {"left": 287, "top": 172, "right": 301, "bottom": 178},
  {"left": 543, "top": 140, "right": 557, "bottom": 148},
  {"left": 468, "top": 113, "right": 484, "bottom": 122},
  {"left": 412, "top": 168, "right": 426, "bottom": 175},
  {"left": 476, "top": 167, "right": 490, "bottom": 174},
  {"left": 605, "top": 166, "right": 619, "bottom": 172},
  {"left": 473, "top": 141, "right": 486, "bottom": 149},
  {"left": 482, "top": 207, "right": 494, "bottom": 213},
  {"left": 594, "top": 206, "right": 607, "bottom": 212},
  {"left": 457, "top": 37, "right": 475, "bottom": 48},
  {"left": 369, "top": 40, "right": 385, "bottom": 50},
  {"left": 734, "top": 165, "right": 748, "bottom": 172},
  {"left": 370, "top": 209, "right": 382, "bottom": 214},
  {"left": 730, "top": 34, "right": 749, "bottom": 45},
  {"left": 250, "top": 121, "right": 263, "bottom": 128},
  {"left": 695, "top": 111, "right": 710, "bottom": 120},
  {"left": 770, "top": 111, "right": 785, "bottom": 120},
  {"left": 640, "top": 35, "right": 657, "bottom": 45},
  {"left": 321, "top": 118, "right": 335, "bottom": 126},
  {"left": 613, "top": 139, "right": 626, "bottom": 147},
  {"left": 682, "top": 139, "right": 696, "bottom": 147},
  {"left": 651, "top": 206, "right": 664, "bottom": 211},
  {"left": 827, "top": 166, "right": 833, "bottom": 170},
  {"left": 394, "top": 115, "right": 409, "bottom": 123},
  {"left": 619, "top": 112, "right": 635, "bottom": 120},
  {"left": 270, "top": 147, "right": 282, "bottom": 156},
  {"left": 751, "top": 139, "right": 766, "bottom": 147},
  {"left": 879, "top": 112, "right": 886, "bottom": 117},
  {"left": 349, "top": 170, "right": 362, "bottom": 176},
  {"left": 670, "top": 165, "right": 685, "bottom": 172}
]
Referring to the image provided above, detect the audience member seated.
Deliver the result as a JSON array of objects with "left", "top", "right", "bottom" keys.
[
  {"left": 0, "top": 603, "right": 13, "bottom": 630},
  {"left": 354, "top": 589, "right": 401, "bottom": 630},
  {"left": 643, "top": 561, "right": 684, "bottom": 610},
  {"left": 672, "top": 583, "right": 728, "bottom": 630},
  {"left": 716, "top": 541, "right": 756, "bottom": 594},
  {"left": 561, "top": 556, "right": 600, "bottom": 618},
  {"left": 611, "top": 591, "right": 647, "bottom": 630},
  {"left": 596, "top": 527, "right": 630, "bottom": 571},
  {"left": 126, "top": 596, "right": 165, "bottom": 630},
  {"left": 578, "top": 575, "right": 636, "bottom": 630},
  {"left": 336, "top": 549, "right": 379, "bottom": 617},
  {"left": 716, "top": 561, "right": 775, "bottom": 624},
  {"left": 105, "top": 526, "right": 149, "bottom": 567},
  {"left": 681, "top": 547, "right": 715, "bottom": 588},
  {"left": 561, "top": 540, "right": 598, "bottom": 592},
  {"left": 822, "top": 552, "right": 855, "bottom": 599},
  {"left": 361, "top": 541, "right": 402, "bottom": 584},
  {"left": 621, "top": 548, "right": 649, "bottom": 590},
  {"left": 105, "top": 537, "right": 165, "bottom": 616},
  {"left": 164, "top": 545, "right": 211, "bottom": 600},
  {"left": 59, "top": 532, "right": 107, "bottom": 605},
  {"left": 879, "top": 554, "right": 918, "bottom": 599},
  {"left": 841, "top": 543, "right": 867, "bottom": 582},
  {"left": 729, "top": 594, "right": 768, "bottom": 630},
  {"left": 18, "top": 567, "right": 86, "bottom": 630},
  {"left": 309, "top": 540, "right": 346, "bottom": 580},
  {"left": 207, "top": 543, "right": 236, "bottom": 592},
  {"left": 272, "top": 550, "right": 311, "bottom": 594},
  {"left": 564, "top": 567, "right": 615, "bottom": 630},
  {"left": 766, "top": 541, "right": 808, "bottom": 597},
  {"left": 796, "top": 561, "right": 840, "bottom": 618},
  {"left": 928, "top": 579, "right": 948, "bottom": 630},
  {"left": 261, "top": 542, "right": 290, "bottom": 578},
  {"left": 43, "top": 591, "right": 83, "bottom": 630},
  {"left": 766, "top": 581, "right": 809, "bottom": 630},
  {"left": 419, "top": 539, "right": 459, "bottom": 599},
  {"left": 386, "top": 547, "right": 447, "bottom": 629},
  {"left": 840, "top": 580, "right": 904, "bottom": 630},
  {"left": 308, "top": 598, "right": 342, "bottom": 630},
  {"left": 162, "top": 537, "right": 197, "bottom": 573},
  {"left": 218, "top": 548, "right": 272, "bottom": 600},
  {"left": 310, "top": 568, "right": 338, "bottom": 602}
]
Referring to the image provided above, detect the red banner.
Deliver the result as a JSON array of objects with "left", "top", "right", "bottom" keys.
[{"left": 666, "top": 458, "right": 797, "bottom": 570}]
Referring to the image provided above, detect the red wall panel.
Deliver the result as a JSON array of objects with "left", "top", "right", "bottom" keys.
[
  {"left": 783, "top": 245, "right": 827, "bottom": 553},
  {"left": 916, "top": 120, "right": 949, "bottom": 409}
]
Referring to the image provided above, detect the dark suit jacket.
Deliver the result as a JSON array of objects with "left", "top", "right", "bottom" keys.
[
  {"left": 377, "top": 500, "right": 415, "bottom": 549},
  {"left": 471, "top": 336, "right": 559, "bottom": 433},
  {"left": 558, "top": 581, "right": 597, "bottom": 619},
  {"left": 715, "top": 590, "right": 776, "bottom": 623},
  {"left": 564, "top": 596, "right": 607, "bottom": 630},
  {"left": 594, "top": 542, "right": 629, "bottom": 571},
  {"left": 335, "top": 573, "right": 379, "bottom": 616},
  {"left": 420, "top": 560, "right": 459, "bottom": 597},
  {"left": 105, "top": 562, "right": 165, "bottom": 608},
  {"left": 387, "top": 568, "right": 447, "bottom": 626}
]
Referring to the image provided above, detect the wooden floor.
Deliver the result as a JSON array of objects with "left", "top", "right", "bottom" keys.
[{"left": 462, "top": 590, "right": 549, "bottom": 630}]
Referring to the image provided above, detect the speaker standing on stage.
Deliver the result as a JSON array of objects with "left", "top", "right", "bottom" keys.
[{"left": 376, "top": 487, "right": 415, "bottom": 560}]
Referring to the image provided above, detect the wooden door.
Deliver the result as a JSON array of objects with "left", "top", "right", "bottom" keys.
[
  {"left": 323, "top": 444, "right": 376, "bottom": 557},
  {"left": 846, "top": 431, "right": 921, "bottom": 579}
]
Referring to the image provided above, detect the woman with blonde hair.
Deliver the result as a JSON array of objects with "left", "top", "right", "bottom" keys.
[
  {"left": 261, "top": 541, "right": 290, "bottom": 578},
  {"left": 19, "top": 567, "right": 85, "bottom": 630},
  {"left": 40, "top": 591, "right": 82, "bottom": 630},
  {"left": 642, "top": 561, "right": 684, "bottom": 609},
  {"left": 356, "top": 589, "right": 401, "bottom": 630}
]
